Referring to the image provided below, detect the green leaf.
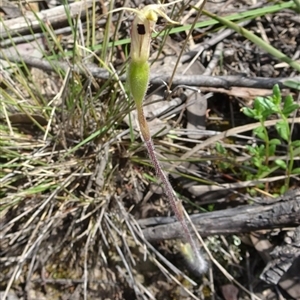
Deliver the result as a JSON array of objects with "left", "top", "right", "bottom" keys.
[
  {"left": 280, "top": 185, "right": 288, "bottom": 195},
  {"left": 291, "top": 140, "right": 300, "bottom": 147},
  {"left": 252, "top": 98, "right": 263, "bottom": 119},
  {"left": 258, "top": 144, "right": 266, "bottom": 156},
  {"left": 292, "top": 168, "right": 300, "bottom": 174},
  {"left": 246, "top": 145, "right": 257, "bottom": 155},
  {"left": 272, "top": 84, "right": 282, "bottom": 106},
  {"left": 283, "top": 103, "right": 299, "bottom": 116},
  {"left": 269, "top": 144, "right": 277, "bottom": 156},
  {"left": 242, "top": 107, "right": 256, "bottom": 119},
  {"left": 269, "top": 138, "right": 281, "bottom": 145},
  {"left": 220, "top": 162, "right": 230, "bottom": 169},
  {"left": 253, "top": 126, "right": 267, "bottom": 140},
  {"left": 208, "top": 204, "right": 215, "bottom": 211},
  {"left": 282, "top": 94, "right": 299, "bottom": 116},
  {"left": 252, "top": 157, "right": 262, "bottom": 168},
  {"left": 216, "top": 142, "right": 227, "bottom": 154},
  {"left": 275, "top": 159, "right": 287, "bottom": 169},
  {"left": 283, "top": 79, "right": 300, "bottom": 91},
  {"left": 247, "top": 97, "right": 275, "bottom": 121},
  {"left": 254, "top": 97, "right": 264, "bottom": 110},
  {"left": 275, "top": 120, "right": 290, "bottom": 141},
  {"left": 269, "top": 139, "right": 280, "bottom": 155},
  {"left": 283, "top": 94, "right": 294, "bottom": 108},
  {"left": 253, "top": 156, "right": 267, "bottom": 169},
  {"left": 259, "top": 164, "right": 279, "bottom": 178},
  {"left": 257, "top": 96, "right": 278, "bottom": 115}
]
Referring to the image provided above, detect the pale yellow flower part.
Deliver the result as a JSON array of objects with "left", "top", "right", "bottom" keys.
[
  {"left": 107, "top": 1, "right": 181, "bottom": 62},
  {"left": 130, "top": 1, "right": 181, "bottom": 62}
]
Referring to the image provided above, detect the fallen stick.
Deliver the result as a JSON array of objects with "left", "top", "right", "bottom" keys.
[
  {"left": 1, "top": 52, "right": 299, "bottom": 90},
  {"left": 0, "top": 0, "right": 94, "bottom": 39},
  {"left": 139, "top": 189, "right": 300, "bottom": 242}
]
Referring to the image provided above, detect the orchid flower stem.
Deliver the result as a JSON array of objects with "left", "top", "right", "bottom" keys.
[
  {"left": 144, "top": 136, "right": 206, "bottom": 273},
  {"left": 126, "top": 2, "right": 207, "bottom": 275},
  {"left": 136, "top": 104, "right": 207, "bottom": 274}
]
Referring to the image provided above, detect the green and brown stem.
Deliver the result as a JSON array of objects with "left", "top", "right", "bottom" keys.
[
  {"left": 127, "top": 4, "right": 207, "bottom": 274},
  {"left": 135, "top": 101, "right": 207, "bottom": 274}
]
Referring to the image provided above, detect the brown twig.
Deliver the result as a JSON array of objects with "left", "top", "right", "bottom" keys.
[
  {"left": 140, "top": 189, "right": 300, "bottom": 242},
  {"left": 1, "top": 52, "right": 298, "bottom": 90}
]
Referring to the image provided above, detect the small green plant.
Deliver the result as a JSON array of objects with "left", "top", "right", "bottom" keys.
[
  {"left": 242, "top": 84, "right": 300, "bottom": 193},
  {"left": 113, "top": 2, "right": 207, "bottom": 274}
]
